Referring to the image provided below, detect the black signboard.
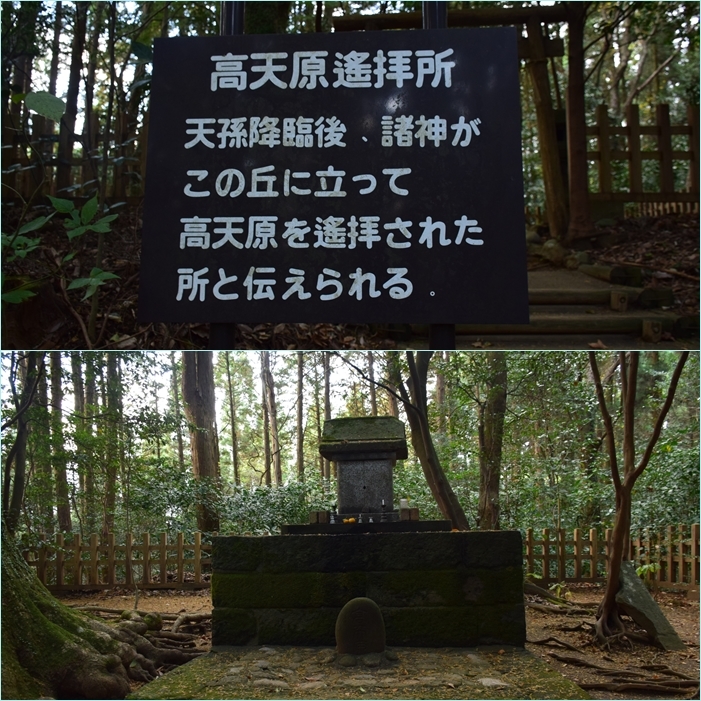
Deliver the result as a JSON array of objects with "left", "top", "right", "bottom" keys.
[{"left": 138, "top": 28, "right": 528, "bottom": 324}]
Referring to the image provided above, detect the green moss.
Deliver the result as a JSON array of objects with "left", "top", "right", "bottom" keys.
[
  {"left": 383, "top": 604, "right": 526, "bottom": 647},
  {"left": 212, "top": 571, "right": 366, "bottom": 608},
  {"left": 212, "top": 608, "right": 257, "bottom": 645},
  {"left": 255, "top": 608, "right": 338, "bottom": 645},
  {"left": 322, "top": 416, "right": 405, "bottom": 442}
]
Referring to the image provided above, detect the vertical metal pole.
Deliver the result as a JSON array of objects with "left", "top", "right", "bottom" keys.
[
  {"left": 210, "top": 0, "right": 245, "bottom": 349},
  {"left": 422, "top": 1, "right": 454, "bottom": 350}
]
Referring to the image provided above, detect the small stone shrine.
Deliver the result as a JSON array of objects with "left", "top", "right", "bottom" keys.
[{"left": 211, "top": 416, "right": 526, "bottom": 649}]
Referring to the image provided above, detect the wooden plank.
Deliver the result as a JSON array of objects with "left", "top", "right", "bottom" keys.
[
  {"left": 665, "top": 525, "right": 674, "bottom": 586},
  {"left": 125, "top": 533, "right": 133, "bottom": 586},
  {"left": 194, "top": 532, "right": 202, "bottom": 585},
  {"left": 542, "top": 528, "right": 551, "bottom": 581},
  {"left": 56, "top": 533, "right": 65, "bottom": 587},
  {"left": 107, "top": 532, "right": 116, "bottom": 586},
  {"left": 678, "top": 525, "right": 687, "bottom": 585},
  {"left": 589, "top": 528, "right": 599, "bottom": 581},
  {"left": 626, "top": 104, "right": 643, "bottom": 193},
  {"left": 596, "top": 104, "right": 612, "bottom": 192},
  {"left": 160, "top": 532, "right": 168, "bottom": 585},
  {"left": 688, "top": 105, "right": 699, "bottom": 193},
  {"left": 573, "top": 528, "right": 582, "bottom": 579},
  {"left": 557, "top": 528, "right": 566, "bottom": 581},
  {"left": 89, "top": 534, "right": 98, "bottom": 585},
  {"left": 73, "top": 534, "right": 82, "bottom": 587},
  {"left": 177, "top": 532, "right": 184, "bottom": 584},
  {"left": 142, "top": 533, "right": 151, "bottom": 585},
  {"left": 691, "top": 524, "right": 700, "bottom": 587},
  {"left": 656, "top": 104, "right": 674, "bottom": 193},
  {"left": 525, "top": 528, "right": 534, "bottom": 576}
]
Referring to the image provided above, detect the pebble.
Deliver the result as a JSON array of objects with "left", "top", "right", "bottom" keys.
[
  {"left": 360, "top": 653, "right": 381, "bottom": 667},
  {"left": 252, "top": 678, "right": 290, "bottom": 689},
  {"left": 479, "top": 676, "right": 510, "bottom": 687},
  {"left": 255, "top": 660, "right": 270, "bottom": 669},
  {"left": 337, "top": 654, "right": 357, "bottom": 667}
]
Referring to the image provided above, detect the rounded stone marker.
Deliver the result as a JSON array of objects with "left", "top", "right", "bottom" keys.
[{"left": 335, "top": 597, "right": 386, "bottom": 655}]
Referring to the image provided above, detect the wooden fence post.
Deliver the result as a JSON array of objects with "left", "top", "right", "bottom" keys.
[
  {"left": 525, "top": 528, "right": 534, "bottom": 577},
  {"left": 666, "top": 525, "right": 674, "bottom": 586},
  {"left": 125, "top": 532, "right": 133, "bottom": 586},
  {"left": 177, "top": 531, "right": 184, "bottom": 584},
  {"left": 142, "top": 533, "right": 151, "bottom": 585},
  {"left": 656, "top": 104, "right": 674, "bottom": 193},
  {"left": 72, "top": 533, "right": 82, "bottom": 587},
  {"left": 589, "top": 528, "right": 598, "bottom": 581},
  {"left": 691, "top": 524, "right": 700, "bottom": 587},
  {"left": 194, "top": 532, "right": 202, "bottom": 585},
  {"left": 573, "top": 528, "right": 582, "bottom": 579},
  {"left": 107, "top": 532, "right": 116, "bottom": 586},
  {"left": 89, "top": 533, "right": 99, "bottom": 585},
  {"left": 596, "top": 104, "right": 612, "bottom": 193},
  {"left": 557, "top": 528, "right": 566, "bottom": 581},
  {"left": 160, "top": 532, "right": 168, "bottom": 585},
  {"left": 678, "top": 524, "right": 687, "bottom": 585},
  {"left": 56, "top": 533, "right": 65, "bottom": 587},
  {"left": 542, "top": 528, "right": 551, "bottom": 581}
]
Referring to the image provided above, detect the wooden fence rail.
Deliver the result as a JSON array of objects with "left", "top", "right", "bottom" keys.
[
  {"left": 587, "top": 103, "right": 699, "bottom": 212},
  {"left": 23, "top": 524, "right": 700, "bottom": 593},
  {"left": 525, "top": 524, "right": 700, "bottom": 592},
  {"left": 23, "top": 532, "right": 212, "bottom": 591}
]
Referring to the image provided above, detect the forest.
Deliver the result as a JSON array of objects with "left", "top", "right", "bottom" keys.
[
  {"left": 3, "top": 350, "right": 698, "bottom": 545},
  {"left": 1, "top": 1, "right": 699, "bottom": 349}
]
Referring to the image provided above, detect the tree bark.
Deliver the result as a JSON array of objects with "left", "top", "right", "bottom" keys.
[
  {"left": 262, "top": 352, "right": 282, "bottom": 485},
  {"left": 565, "top": 1, "right": 593, "bottom": 242},
  {"left": 170, "top": 352, "right": 186, "bottom": 473},
  {"left": 588, "top": 351, "right": 688, "bottom": 641},
  {"left": 367, "top": 352, "right": 378, "bottom": 415},
  {"left": 296, "top": 352, "right": 305, "bottom": 481},
  {"left": 101, "top": 353, "right": 120, "bottom": 538},
  {"left": 34, "top": 364, "right": 55, "bottom": 533},
  {"left": 323, "top": 352, "right": 332, "bottom": 479},
  {"left": 391, "top": 352, "right": 470, "bottom": 530},
  {"left": 70, "top": 352, "right": 86, "bottom": 526},
  {"left": 181, "top": 352, "right": 220, "bottom": 532},
  {"left": 224, "top": 352, "right": 240, "bottom": 485},
  {"left": 50, "top": 352, "right": 72, "bottom": 533},
  {"left": 84, "top": 356, "right": 97, "bottom": 535},
  {"left": 477, "top": 352, "right": 507, "bottom": 530},
  {"left": 56, "top": 1, "right": 88, "bottom": 194}
]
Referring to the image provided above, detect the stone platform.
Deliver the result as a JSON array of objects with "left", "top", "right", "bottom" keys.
[
  {"left": 129, "top": 644, "right": 590, "bottom": 700},
  {"left": 212, "top": 531, "right": 526, "bottom": 648}
]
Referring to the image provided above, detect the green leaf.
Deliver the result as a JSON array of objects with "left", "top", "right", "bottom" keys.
[
  {"left": 66, "top": 224, "right": 89, "bottom": 240},
  {"left": 11, "top": 93, "right": 26, "bottom": 104},
  {"left": 130, "top": 40, "right": 153, "bottom": 62},
  {"left": 18, "top": 215, "right": 51, "bottom": 235},
  {"left": 24, "top": 91, "right": 66, "bottom": 123},
  {"left": 62, "top": 251, "right": 77, "bottom": 263},
  {"left": 2, "top": 289, "right": 36, "bottom": 303},
  {"left": 80, "top": 195, "right": 99, "bottom": 225},
  {"left": 47, "top": 195, "right": 75, "bottom": 214},
  {"left": 89, "top": 268, "right": 120, "bottom": 282},
  {"left": 11, "top": 236, "right": 41, "bottom": 258},
  {"left": 67, "top": 277, "right": 93, "bottom": 290}
]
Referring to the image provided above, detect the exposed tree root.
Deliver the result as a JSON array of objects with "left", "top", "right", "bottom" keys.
[
  {"left": 580, "top": 680, "right": 700, "bottom": 694},
  {"left": 527, "top": 636, "right": 583, "bottom": 652},
  {"left": 526, "top": 602, "right": 592, "bottom": 615},
  {"left": 171, "top": 612, "right": 211, "bottom": 633}
]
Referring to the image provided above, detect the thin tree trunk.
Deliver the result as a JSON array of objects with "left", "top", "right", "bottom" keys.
[
  {"left": 84, "top": 356, "right": 97, "bottom": 534},
  {"left": 296, "top": 352, "right": 304, "bottom": 481},
  {"left": 70, "top": 352, "right": 86, "bottom": 533},
  {"left": 477, "top": 352, "right": 507, "bottom": 531},
  {"left": 50, "top": 352, "right": 72, "bottom": 533},
  {"left": 4, "top": 353, "right": 43, "bottom": 535},
  {"left": 323, "top": 353, "right": 332, "bottom": 479},
  {"left": 35, "top": 366, "right": 54, "bottom": 533},
  {"left": 170, "top": 352, "right": 185, "bottom": 473},
  {"left": 101, "top": 353, "right": 120, "bottom": 538},
  {"left": 82, "top": 2, "right": 105, "bottom": 187},
  {"left": 314, "top": 358, "right": 323, "bottom": 480},
  {"left": 224, "top": 352, "right": 240, "bottom": 485},
  {"left": 56, "top": 1, "right": 88, "bottom": 194},
  {"left": 367, "top": 352, "right": 378, "bottom": 416},
  {"left": 181, "top": 352, "right": 220, "bottom": 532},
  {"left": 261, "top": 352, "right": 282, "bottom": 485}
]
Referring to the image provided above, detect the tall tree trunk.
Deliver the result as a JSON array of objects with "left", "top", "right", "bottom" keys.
[
  {"left": 313, "top": 358, "right": 323, "bottom": 480},
  {"left": 56, "top": 1, "right": 88, "bottom": 194},
  {"left": 50, "top": 352, "right": 72, "bottom": 533},
  {"left": 170, "top": 352, "right": 186, "bottom": 473},
  {"left": 82, "top": 2, "right": 105, "bottom": 188},
  {"left": 46, "top": 1, "right": 63, "bottom": 152},
  {"left": 323, "top": 353, "right": 332, "bottom": 479},
  {"left": 101, "top": 353, "right": 120, "bottom": 538},
  {"left": 35, "top": 366, "right": 54, "bottom": 533},
  {"left": 391, "top": 352, "right": 470, "bottom": 530},
  {"left": 296, "top": 352, "right": 305, "bottom": 481},
  {"left": 4, "top": 353, "right": 44, "bottom": 535},
  {"left": 181, "top": 352, "right": 220, "bottom": 532},
  {"left": 261, "top": 352, "right": 282, "bottom": 485},
  {"left": 70, "top": 352, "right": 86, "bottom": 533},
  {"left": 84, "top": 356, "right": 97, "bottom": 534},
  {"left": 367, "top": 352, "right": 378, "bottom": 416},
  {"left": 224, "top": 352, "right": 240, "bottom": 485},
  {"left": 477, "top": 352, "right": 507, "bottom": 530},
  {"left": 565, "top": 1, "right": 593, "bottom": 242},
  {"left": 589, "top": 351, "right": 688, "bottom": 642},
  {"left": 262, "top": 390, "right": 272, "bottom": 487}
]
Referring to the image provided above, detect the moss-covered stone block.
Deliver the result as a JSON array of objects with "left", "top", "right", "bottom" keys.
[
  {"left": 254, "top": 608, "right": 339, "bottom": 645},
  {"left": 213, "top": 531, "right": 523, "bottom": 574},
  {"left": 211, "top": 608, "right": 257, "bottom": 646},
  {"left": 319, "top": 416, "right": 408, "bottom": 459},
  {"left": 383, "top": 604, "right": 526, "bottom": 647},
  {"left": 366, "top": 566, "right": 524, "bottom": 607},
  {"left": 212, "top": 571, "right": 366, "bottom": 609}
]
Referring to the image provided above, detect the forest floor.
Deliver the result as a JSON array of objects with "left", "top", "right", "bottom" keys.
[
  {"left": 56, "top": 583, "right": 700, "bottom": 700},
  {"left": 2, "top": 201, "right": 698, "bottom": 350}
]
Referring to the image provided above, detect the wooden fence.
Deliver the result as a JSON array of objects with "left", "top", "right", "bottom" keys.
[
  {"left": 525, "top": 524, "right": 700, "bottom": 592},
  {"left": 587, "top": 103, "right": 699, "bottom": 214},
  {"left": 23, "top": 525, "right": 700, "bottom": 593},
  {"left": 22, "top": 532, "right": 211, "bottom": 591}
]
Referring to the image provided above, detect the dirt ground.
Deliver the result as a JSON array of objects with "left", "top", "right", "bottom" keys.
[
  {"left": 2, "top": 202, "right": 698, "bottom": 350},
  {"left": 56, "top": 582, "right": 700, "bottom": 700}
]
